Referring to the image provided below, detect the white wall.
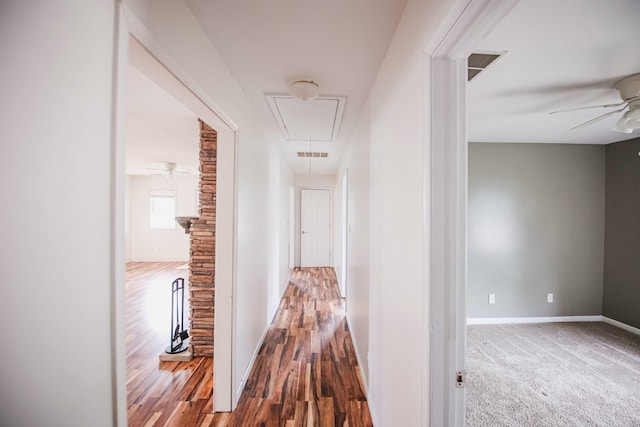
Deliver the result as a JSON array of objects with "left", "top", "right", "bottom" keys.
[
  {"left": 129, "top": 174, "right": 198, "bottom": 262},
  {"left": 293, "top": 174, "right": 336, "bottom": 267},
  {"left": 0, "top": 1, "right": 117, "bottom": 426},
  {"left": 335, "top": 102, "right": 371, "bottom": 385},
  {"left": 265, "top": 149, "right": 296, "bottom": 316},
  {"left": 122, "top": 0, "right": 295, "bottom": 403},
  {"left": 335, "top": 0, "right": 458, "bottom": 424}
]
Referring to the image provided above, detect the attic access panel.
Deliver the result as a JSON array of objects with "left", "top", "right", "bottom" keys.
[{"left": 266, "top": 95, "right": 346, "bottom": 142}]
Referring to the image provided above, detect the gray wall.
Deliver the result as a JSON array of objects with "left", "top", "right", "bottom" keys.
[
  {"left": 603, "top": 138, "right": 640, "bottom": 329},
  {"left": 468, "top": 143, "right": 605, "bottom": 318}
]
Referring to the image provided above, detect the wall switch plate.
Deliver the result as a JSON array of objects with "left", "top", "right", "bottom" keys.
[
  {"left": 488, "top": 294, "right": 495, "bottom": 304},
  {"left": 547, "top": 293, "right": 553, "bottom": 303}
]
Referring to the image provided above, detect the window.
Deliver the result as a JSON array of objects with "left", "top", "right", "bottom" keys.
[{"left": 149, "top": 191, "right": 176, "bottom": 229}]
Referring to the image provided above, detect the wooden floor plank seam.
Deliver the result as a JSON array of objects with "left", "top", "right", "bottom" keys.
[{"left": 127, "top": 264, "right": 372, "bottom": 426}]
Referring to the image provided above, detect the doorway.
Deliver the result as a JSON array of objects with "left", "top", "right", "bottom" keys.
[
  {"left": 115, "top": 4, "right": 239, "bottom": 421},
  {"left": 289, "top": 185, "right": 295, "bottom": 269},
  {"left": 300, "top": 188, "right": 332, "bottom": 267},
  {"left": 427, "top": 1, "right": 521, "bottom": 426}
]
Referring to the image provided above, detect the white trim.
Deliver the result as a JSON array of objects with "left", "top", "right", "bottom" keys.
[
  {"left": 468, "top": 316, "right": 640, "bottom": 337},
  {"left": 345, "top": 311, "right": 378, "bottom": 427},
  {"left": 111, "top": 4, "right": 128, "bottom": 426},
  {"left": 426, "top": 1, "right": 522, "bottom": 426},
  {"left": 345, "top": 312, "right": 368, "bottom": 392},
  {"left": 214, "top": 129, "right": 237, "bottom": 411},
  {"left": 230, "top": 129, "right": 241, "bottom": 409},
  {"left": 122, "top": 5, "right": 238, "bottom": 133},
  {"left": 339, "top": 170, "right": 349, "bottom": 298},
  {"left": 467, "top": 316, "right": 603, "bottom": 325},
  {"left": 289, "top": 186, "right": 296, "bottom": 269},
  {"left": 602, "top": 316, "right": 640, "bottom": 337},
  {"left": 429, "top": 52, "right": 469, "bottom": 427},
  {"left": 119, "top": 4, "right": 239, "bottom": 414},
  {"left": 234, "top": 277, "right": 290, "bottom": 400}
]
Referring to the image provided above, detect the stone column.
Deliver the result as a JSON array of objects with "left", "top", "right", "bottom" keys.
[{"left": 189, "top": 119, "right": 216, "bottom": 357}]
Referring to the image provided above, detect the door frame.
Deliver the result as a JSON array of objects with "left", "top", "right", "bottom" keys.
[
  {"left": 340, "top": 171, "right": 349, "bottom": 297},
  {"left": 425, "top": 1, "right": 521, "bottom": 426},
  {"left": 299, "top": 187, "right": 333, "bottom": 268},
  {"left": 113, "top": 3, "right": 240, "bottom": 417},
  {"left": 289, "top": 185, "right": 296, "bottom": 269}
]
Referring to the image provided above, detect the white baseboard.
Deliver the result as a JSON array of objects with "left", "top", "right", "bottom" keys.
[
  {"left": 345, "top": 312, "right": 379, "bottom": 427},
  {"left": 467, "top": 315, "right": 640, "bottom": 337},
  {"left": 602, "top": 316, "right": 640, "bottom": 337},
  {"left": 234, "top": 278, "right": 290, "bottom": 403},
  {"left": 467, "top": 315, "right": 603, "bottom": 325}
]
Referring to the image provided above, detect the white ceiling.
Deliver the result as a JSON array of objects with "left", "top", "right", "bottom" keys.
[
  {"left": 125, "top": 64, "right": 199, "bottom": 175},
  {"left": 468, "top": 0, "right": 640, "bottom": 144},
  {"left": 125, "top": 0, "right": 640, "bottom": 178},
  {"left": 184, "top": 0, "right": 408, "bottom": 173}
]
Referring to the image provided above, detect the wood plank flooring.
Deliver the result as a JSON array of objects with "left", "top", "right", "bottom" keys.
[
  {"left": 126, "top": 262, "right": 214, "bottom": 427},
  {"left": 211, "top": 267, "right": 372, "bottom": 427},
  {"left": 126, "top": 263, "right": 372, "bottom": 427}
]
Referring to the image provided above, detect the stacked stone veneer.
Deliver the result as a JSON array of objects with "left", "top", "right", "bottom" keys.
[{"left": 189, "top": 119, "right": 216, "bottom": 357}]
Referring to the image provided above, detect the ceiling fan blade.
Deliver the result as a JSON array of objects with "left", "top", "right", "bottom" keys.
[
  {"left": 570, "top": 108, "right": 626, "bottom": 130},
  {"left": 550, "top": 100, "right": 627, "bottom": 115}
]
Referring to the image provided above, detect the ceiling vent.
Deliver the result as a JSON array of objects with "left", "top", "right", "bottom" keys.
[
  {"left": 468, "top": 51, "right": 506, "bottom": 81},
  {"left": 266, "top": 95, "right": 346, "bottom": 142},
  {"left": 297, "top": 151, "right": 329, "bottom": 158}
]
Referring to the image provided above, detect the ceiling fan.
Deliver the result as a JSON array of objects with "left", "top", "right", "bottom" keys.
[
  {"left": 146, "top": 162, "right": 194, "bottom": 176},
  {"left": 550, "top": 73, "right": 640, "bottom": 134}
]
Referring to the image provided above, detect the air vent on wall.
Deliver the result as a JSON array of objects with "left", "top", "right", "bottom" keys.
[
  {"left": 468, "top": 51, "right": 506, "bottom": 81},
  {"left": 297, "top": 152, "right": 328, "bottom": 158}
]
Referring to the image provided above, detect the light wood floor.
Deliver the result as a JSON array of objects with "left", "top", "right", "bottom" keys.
[
  {"left": 126, "top": 262, "right": 215, "bottom": 427},
  {"left": 126, "top": 263, "right": 371, "bottom": 427}
]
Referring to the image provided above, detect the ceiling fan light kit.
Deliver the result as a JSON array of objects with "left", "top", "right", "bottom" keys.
[
  {"left": 289, "top": 80, "right": 320, "bottom": 100},
  {"left": 146, "top": 162, "right": 194, "bottom": 176},
  {"left": 553, "top": 73, "right": 640, "bottom": 133},
  {"left": 613, "top": 99, "right": 640, "bottom": 134},
  {"left": 623, "top": 105, "right": 640, "bottom": 126},
  {"left": 613, "top": 116, "right": 633, "bottom": 134}
]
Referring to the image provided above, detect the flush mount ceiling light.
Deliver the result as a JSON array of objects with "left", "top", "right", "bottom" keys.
[{"left": 289, "top": 80, "right": 320, "bottom": 100}]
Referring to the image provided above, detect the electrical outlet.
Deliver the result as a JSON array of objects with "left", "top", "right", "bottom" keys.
[
  {"left": 547, "top": 293, "right": 554, "bottom": 303},
  {"left": 488, "top": 293, "right": 495, "bottom": 304}
]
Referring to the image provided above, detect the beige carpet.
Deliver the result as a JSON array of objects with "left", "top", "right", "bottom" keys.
[{"left": 466, "top": 322, "right": 640, "bottom": 427}]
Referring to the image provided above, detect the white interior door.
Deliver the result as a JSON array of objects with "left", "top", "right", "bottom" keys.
[{"left": 300, "top": 189, "right": 331, "bottom": 267}]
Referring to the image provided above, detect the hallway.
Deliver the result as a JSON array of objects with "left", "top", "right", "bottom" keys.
[
  {"left": 126, "top": 264, "right": 370, "bottom": 426},
  {"left": 212, "top": 267, "right": 372, "bottom": 426}
]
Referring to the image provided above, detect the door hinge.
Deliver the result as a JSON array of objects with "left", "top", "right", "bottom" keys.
[{"left": 455, "top": 369, "right": 467, "bottom": 388}]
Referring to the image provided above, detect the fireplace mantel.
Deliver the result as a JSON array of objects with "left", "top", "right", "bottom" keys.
[{"left": 175, "top": 216, "right": 198, "bottom": 234}]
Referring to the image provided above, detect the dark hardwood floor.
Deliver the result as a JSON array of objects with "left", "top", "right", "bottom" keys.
[{"left": 126, "top": 263, "right": 372, "bottom": 427}]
